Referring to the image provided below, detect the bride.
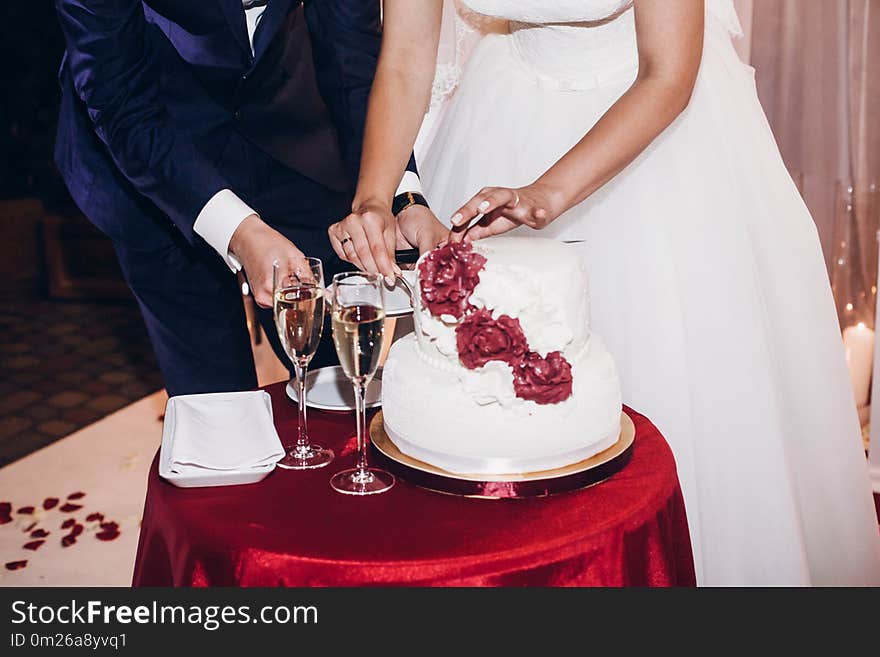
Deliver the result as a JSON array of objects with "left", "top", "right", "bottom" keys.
[{"left": 328, "top": 0, "right": 880, "bottom": 585}]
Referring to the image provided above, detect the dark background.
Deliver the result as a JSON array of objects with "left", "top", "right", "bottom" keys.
[
  {"left": 0, "top": 4, "right": 164, "bottom": 467},
  {"left": 1, "top": 3, "right": 68, "bottom": 207}
]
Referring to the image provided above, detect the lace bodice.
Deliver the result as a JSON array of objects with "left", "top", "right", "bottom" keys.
[
  {"left": 453, "top": 0, "right": 743, "bottom": 90},
  {"left": 463, "top": 0, "right": 635, "bottom": 24},
  {"left": 463, "top": 0, "right": 742, "bottom": 32}
]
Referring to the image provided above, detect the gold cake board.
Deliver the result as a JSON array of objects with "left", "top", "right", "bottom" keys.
[{"left": 369, "top": 411, "right": 635, "bottom": 499}]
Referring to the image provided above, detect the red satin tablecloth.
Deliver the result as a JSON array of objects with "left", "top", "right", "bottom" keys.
[{"left": 132, "top": 382, "right": 695, "bottom": 587}]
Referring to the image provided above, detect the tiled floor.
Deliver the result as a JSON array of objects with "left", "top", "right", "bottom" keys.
[{"left": 0, "top": 298, "right": 164, "bottom": 466}]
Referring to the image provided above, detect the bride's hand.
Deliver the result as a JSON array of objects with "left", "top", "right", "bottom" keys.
[
  {"left": 328, "top": 202, "right": 399, "bottom": 284},
  {"left": 448, "top": 183, "right": 562, "bottom": 242}
]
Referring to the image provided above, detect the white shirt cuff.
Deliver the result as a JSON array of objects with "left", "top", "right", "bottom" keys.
[
  {"left": 193, "top": 189, "right": 255, "bottom": 273},
  {"left": 395, "top": 171, "right": 423, "bottom": 197}
]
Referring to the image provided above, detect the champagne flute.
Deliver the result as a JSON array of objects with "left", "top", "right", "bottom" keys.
[
  {"left": 329, "top": 272, "right": 395, "bottom": 495},
  {"left": 273, "top": 258, "right": 334, "bottom": 470}
]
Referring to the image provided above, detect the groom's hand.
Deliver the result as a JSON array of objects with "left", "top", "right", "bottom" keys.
[
  {"left": 396, "top": 205, "right": 448, "bottom": 254},
  {"left": 229, "top": 214, "right": 309, "bottom": 308}
]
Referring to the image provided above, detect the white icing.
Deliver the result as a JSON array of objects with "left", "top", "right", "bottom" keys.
[
  {"left": 469, "top": 254, "right": 573, "bottom": 357},
  {"left": 382, "top": 334, "right": 622, "bottom": 474},
  {"left": 414, "top": 236, "right": 592, "bottom": 404},
  {"left": 382, "top": 236, "right": 621, "bottom": 474}
]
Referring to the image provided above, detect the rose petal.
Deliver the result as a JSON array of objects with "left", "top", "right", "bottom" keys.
[
  {"left": 17, "top": 506, "right": 35, "bottom": 515},
  {"left": 5, "top": 560, "right": 27, "bottom": 571},
  {"left": 23, "top": 540, "right": 45, "bottom": 551},
  {"left": 85, "top": 512, "right": 104, "bottom": 523},
  {"left": 96, "top": 521, "right": 121, "bottom": 541},
  {"left": 95, "top": 527, "right": 120, "bottom": 541},
  {"left": 66, "top": 492, "right": 86, "bottom": 500},
  {"left": 23, "top": 522, "right": 36, "bottom": 533},
  {"left": 68, "top": 523, "right": 84, "bottom": 537},
  {"left": 61, "top": 518, "right": 76, "bottom": 529},
  {"left": 30, "top": 529, "right": 49, "bottom": 538},
  {"left": 43, "top": 497, "right": 59, "bottom": 510},
  {"left": 61, "top": 534, "right": 77, "bottom": 548},
  {"left": 59, "top": 503, "right": 82, "bottom": 513}
]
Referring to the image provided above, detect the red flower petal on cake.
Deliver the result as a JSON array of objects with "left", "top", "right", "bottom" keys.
[
  {"left": 67, "top": 492, "right": 86, "bottom": 500},
  {"left": 17, "top": 506, "right": 35, "bottom": 515},
  {"left": 96, "top": 522, "right": 120, "bottom": 541},
  {"left": 61, "top": 534, "right": 77, "bottom": 548},
  {"left": 456, "top": 309, "right": 529, "bottom": 370},
  {"left": 0, "top": 503, "right": 11, "bottom": 524},
  {"left": 86, "top": 512, "right": 104, "bottom": 522},
  {"left": 59, "top": 503, "right": 82, "bottom": 513},
  {"left": 512, "top": 351, "right": 574, "bottom": 405},
  {"left": 61, "top": 518, "right": 76, "bottom": 529},
  {"left": 23, "top": 522, "right": 37, "bottom": 533},
  {"left": 43, "top": 497, "right": 59, "bottom": 510},
  {"left": 5, "top": 560, "right": 27, "bottom": 571},
  {"left": 23, "top": 540, "right": 45, "bottom": 551},
  {"left": 30, "top": 529, "right": 49, "bottom": 538},
  {"left": 68, "top": 523, "right": 84, "bottom": 537},
  {"left": 418, "top": 241, "right": 487, "bottom": 319}
]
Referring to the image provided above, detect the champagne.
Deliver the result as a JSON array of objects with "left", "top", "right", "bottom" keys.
[
  {"left": 332, "top": 304, "right": 385, "bottom": 381},
  {"left": 274, "top": 285, "right": 325, "bottom": 362}
]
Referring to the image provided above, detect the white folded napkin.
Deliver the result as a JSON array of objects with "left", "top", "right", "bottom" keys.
[{"left": 164, "top": 391, "right": 284, "bottom": 476}]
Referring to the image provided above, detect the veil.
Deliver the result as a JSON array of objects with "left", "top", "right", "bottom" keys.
[{"left": 413, "top": 0, "right": 504, "bottom": 160}]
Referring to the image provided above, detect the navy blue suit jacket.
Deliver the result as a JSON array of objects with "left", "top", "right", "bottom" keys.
[{"left": 54, "top": 0, "right": 415, "bottom": 250}]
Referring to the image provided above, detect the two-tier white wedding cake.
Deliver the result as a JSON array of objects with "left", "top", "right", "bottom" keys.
[{"left": 381, "top": 237, "right": 622, "bottom": 475}]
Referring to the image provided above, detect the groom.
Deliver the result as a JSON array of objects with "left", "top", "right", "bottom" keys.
[{"left": 54, "top": 0, "right": 426, "bottom": 396}]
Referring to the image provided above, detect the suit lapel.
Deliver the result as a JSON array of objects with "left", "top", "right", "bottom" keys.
[
  {"left": 252, "top": 0, "right": 296, "bottom": 63},
  {"left": 218, "top": 0, "right": 253, "bottom": 59}
]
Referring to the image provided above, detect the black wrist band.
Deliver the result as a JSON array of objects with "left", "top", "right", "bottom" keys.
[{"left": 392, "top": 191, "right": 429, "bottom": 217}]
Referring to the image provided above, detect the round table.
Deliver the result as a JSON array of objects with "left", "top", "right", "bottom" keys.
[{"left": 132, "top": 382, "right": 695, "bottom": 587}]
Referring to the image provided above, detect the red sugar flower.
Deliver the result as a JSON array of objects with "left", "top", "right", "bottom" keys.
[
  {"left": 0, "top": 502, "right": 12, "bottom": 524},
  {"left": 30, "top": 529, "right": 49, "bottom": 538},
  {"left": 86, "top": 513, "right": 104, "bottom": 522},
  {"left": 61, "top": 518, "right": 76, "bottom": 529},
  {"left": 43, "top": 497, "right": 59, "bottom": 510},
  {"left": 455, "top": 309, "right": 528, "bottom": 370},
  {"left": 61, "top": 535, "right": 77, "bottom": 548},
  {"left": 67, "top": 492, "right": 86, "bottom": 500},
  {"left": 23, "top": 540, "right": 45, "bottom": 551},
  {"left": 418, "top": 242, "right": 486, "bottom": 319},
  {"left": 59, "top": 503, "right": 82, "bottom": 513},
  {"left": 513, "top": 351, "right": 574, "bottom": 405},
  {"left": 5, "top": 560, "right": 27, "bottom": 571},
  {"left": 17, "top": 506, "right": 35, "bottom": 515}
]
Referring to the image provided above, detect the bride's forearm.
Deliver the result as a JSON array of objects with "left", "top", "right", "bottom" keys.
[
  {"left": 535, "top": 76, "right": 695, "bottom": 216},
  {"left": 353, "top": 66, "right": 433, "bottom": 211},
  {"left": 352, "top": 1, "right": 442, "bottom": 212},
  {"left": 534, "top": 0, "right": 704, "bottom": 219}
]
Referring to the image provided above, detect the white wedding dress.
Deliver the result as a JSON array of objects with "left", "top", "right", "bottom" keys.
[{"left": 419, "top": 0, "right": 880, "bottom": 585}]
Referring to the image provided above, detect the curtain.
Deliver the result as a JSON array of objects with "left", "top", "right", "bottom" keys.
[
  {"left": 743, "top": 1, "right": 880, "bottom": 455},
  {"left": 745, "top": 1, "right": 879, "bottom": 290}
]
